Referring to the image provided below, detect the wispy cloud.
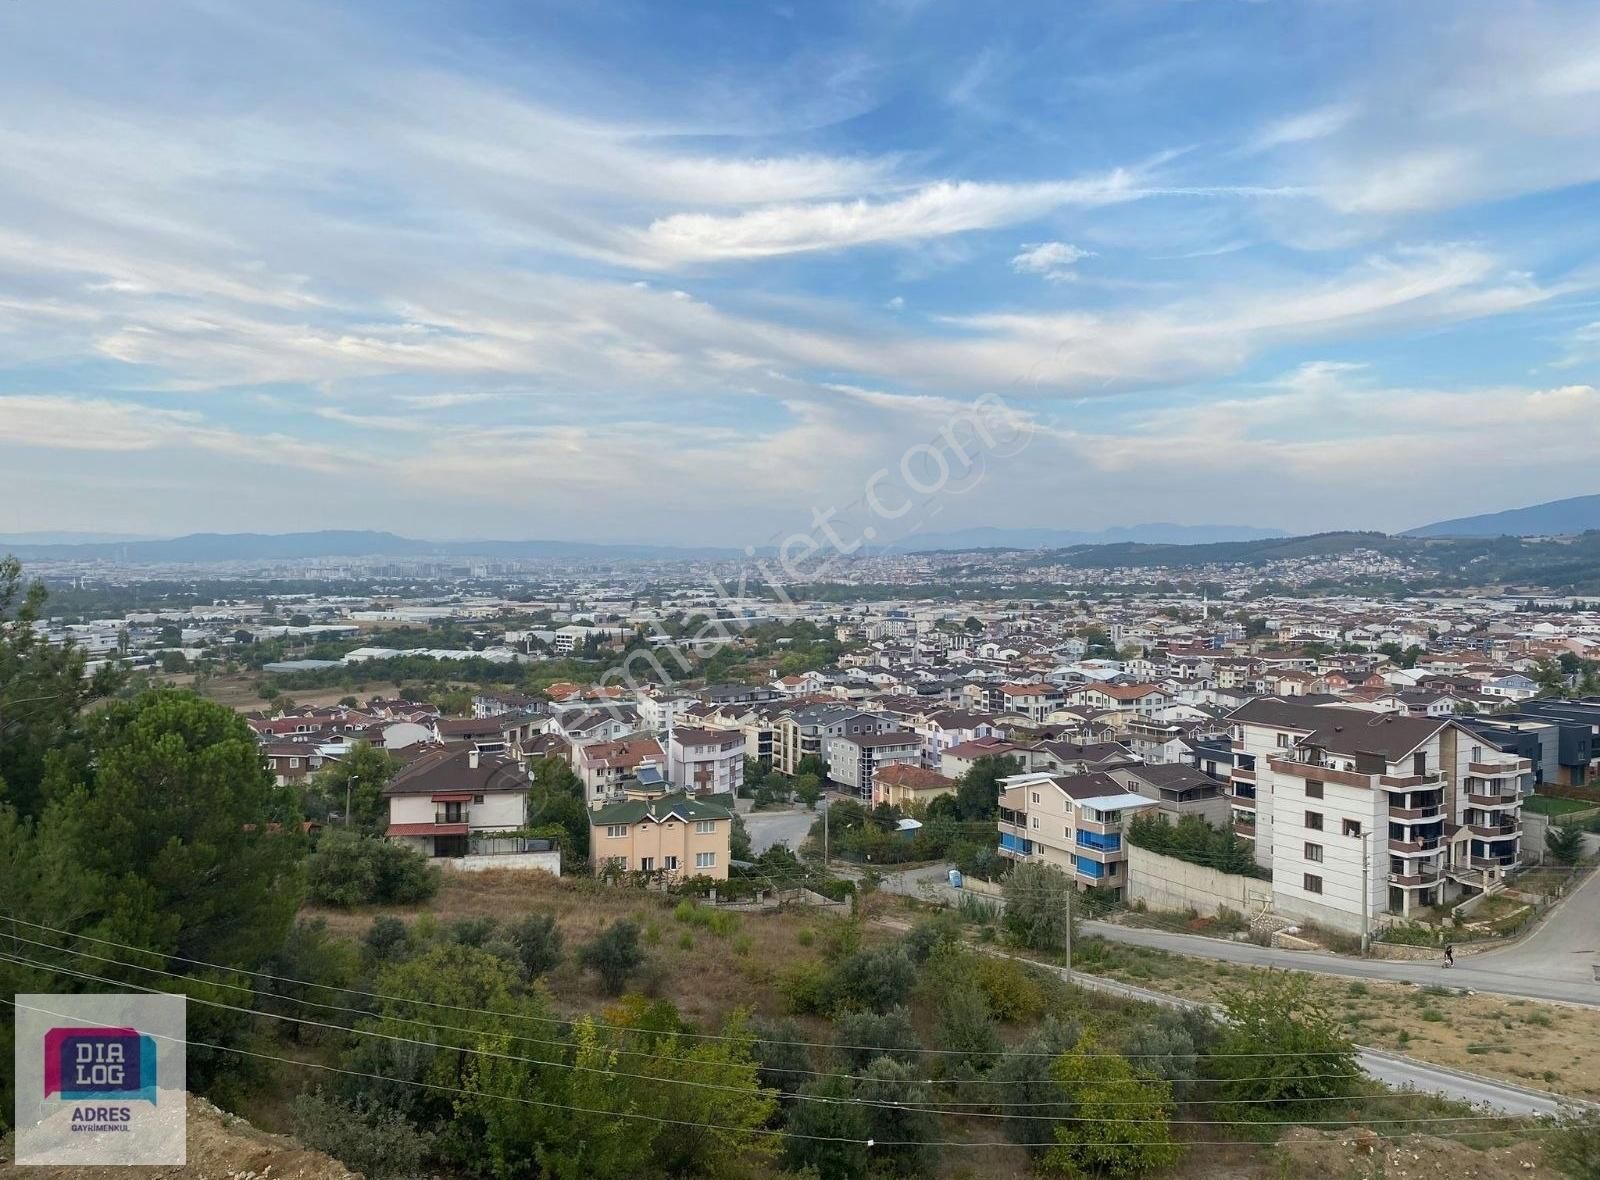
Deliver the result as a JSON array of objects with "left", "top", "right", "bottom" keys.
[{"left": 1010, "top": 241, "right": 1093, "bottom": 281}]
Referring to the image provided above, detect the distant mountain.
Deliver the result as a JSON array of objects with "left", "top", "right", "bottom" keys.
[
  {"left": 1406, "top": 494, "right": 1600, "bottom": 538},
  {"left": 893, "top": 523, "right": 1288, "bottom": 553},
  {"left": 2, "top": 530, "right": 740, "bottom": 563},
  {"left": 0, "top": 531, "right": 156, "bottom": 545}
]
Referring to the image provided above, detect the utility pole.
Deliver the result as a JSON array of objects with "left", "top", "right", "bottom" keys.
[
  {"left": 345, "top": 774, "right": 358, "bottom": 828},
  {"left": 822, "top": 801, "right": 829, "bottom": 868}
]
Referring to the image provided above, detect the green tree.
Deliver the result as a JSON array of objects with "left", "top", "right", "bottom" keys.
[
  {"left": 729, "top": 812, "right": 753, "bottom": 861},
  {"left": 784, "top": 1074, "right": 869, "bottom": 1179},
  {"left": 159, "top": 649, "right": 189, "bottom": 673},
  {"left": 290, "top": 1090, "right": 433, "bottom": 1180},
  {"left": 991, "top": 1017, "right": 1080, "bottom": 1156},
  {"left": 833, "top": 1006, "right": 919, "bottom": 1071},
  {"left": 935, "top": 981, "right": 1002, "bottom": 1073},
  {"left": 1003, "top": 861, "right": 1075, "bottom": 953},
  {"left": 855, "top": 1056, "right": 941, "bottom": 1177},
  {"left": 954, "top": 754, "right": 1022, "bottom": 822},
  {"left": 1548, "top": 1103, "right": 1600, "bottom": 1180},
  {"left": 794, "top": 772, "right": 822, "bottom": 810},
  {"left": 1548, "top": 823, "right": 1586, "bottom": 866},
  {"left": 506, "top": 912, "right": 563, "bottom": 979},
  {"left": 0, "top": 556, "right": 124, "bottom": 818},
  {"left": 822, "top": 946, "right": 915, "bottom": 1014},
  {"left": 309, "top": 741, "right": 397, "bottom": 832},
  {"left": 1043, "top": 1033, "right": 1180, "bottom": 1177},
  {"left": 578, "top": 918, "right": 647, "bottom": 995},
  {"left": 1534, "top": 657, "right": 1571, "bottom": 698},
  {"left": 1207, "top": 972, "right": 1359, "bottom": 1117},
  {"left": 307, "top": 830, "right": 439, "bottom": 906}
]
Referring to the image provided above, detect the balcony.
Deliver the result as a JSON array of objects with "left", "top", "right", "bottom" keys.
[
  {"left": 1389, "top": 802, "right": 1444, "bottom": 821},
  {"left": 1470, "top": 758, "right": 1532, "bottom": 777},
  {"left": 1231, "top": 764, "right": 1256, "bottom": 782},
  {"left": 1389, "top": 865, "right": 1443, "bottom": 888},
  {"left": 1233, "top": 820, "right": 1256, "bottom": 840},
  {"left": 1378, "top": 771, "right": 1446, "bottom": 789},
  {"left": 1469, "top": 823, "right": 1519, "bottom": 840},
  {"left": 1389, "top": 837, "right": 1443, "bottom": 855},
  {"left": 1470, "top": 854, "right": 1517, "bottom": 871},
  {"left": 1466, "top": 791, "right": 1521, "bottom": 809},
  {"left": 1268, "top": 757, "right": 1373, "bottom": 789}
]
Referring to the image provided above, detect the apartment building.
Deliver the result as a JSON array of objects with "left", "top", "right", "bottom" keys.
[
  {"left": 827, "top": 731, "right": 924, "bottom": 799},
  {"left": 996, "top": 770, "right": 1159, "bottom": 898},
  {"left": 576, "top": 737, "right": 665, "bottom": 803},
  {"left": 666, "top": 726, "right": 746, "bottom": 795},
  {"left": 587, "top": 792, "right": 734, "bottom": 880},
  {"left": 1227, "top": 698, "right": 1529, "bottom": 932},
  {"left": 1106, "top": 763, "right": 1230, "bottom": 828},
  {"left": 997, "top": 683, "right": 1065, "bottom": 723},
  {"left": 774, "top": 705, "right": 893, "bottom": 775}
]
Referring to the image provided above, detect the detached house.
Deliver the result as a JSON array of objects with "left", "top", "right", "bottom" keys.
[
  {"left": 996, "top": 770, "right": 1159, "bottom": 898},
  {"left": 588, "top": 792, "right": 734, "bottom": 880},
  {"left": 384, "top": 746, "right": 558, "bottom": 872}
]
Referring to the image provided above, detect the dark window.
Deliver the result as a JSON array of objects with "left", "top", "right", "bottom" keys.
[
  {"left": 1305, "top": 842, "right": 1323, "bottom": 862},
  {"left": 1303, "top": 873, "right": 1323, "bottom": 894},
  {"left": 1306, "top": 780, "right": 1324, "bottom": 799},
  {"left": 1414, "top": 751, "right": 1428, "bottom": 776},
  {"left": 1343, "top": 818, "right": 1362, "bottom": 837},
  {"left": 1305, "top": 810, "right": 1323, "bottom": 831}
]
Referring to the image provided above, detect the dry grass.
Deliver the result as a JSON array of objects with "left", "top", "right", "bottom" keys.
[{"left": 1075, "top": 936, "right": 1600, "bottom": 1099}]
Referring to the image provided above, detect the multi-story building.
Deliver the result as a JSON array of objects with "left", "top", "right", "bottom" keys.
[
  {"left": 577, "top": 737, "right": 666, "bottom": 803},
  {"left": 996, "top": 770, "right": 1159, "bottom": 898},
  {"left": 1106, "top": 763, "right": 1230, "bottom": 828},
  {"left": 774, "top": 705, "right": 892, "bottom": 775},
  {"left": 587, "top": 792, "right": 734, "bottom": 880},
  {"left": 827, "top": 731, "right": 924, "bottom": 799},
  {"left": 872, "top": 764, "right": 958, "bottom": 809},
  {"left": 384, "top": 746, "right": 533, "bottom": 860},
  {"left": 1227, "top": 698, "right": 1530, "bottom": 932},
  {"left": 666, "top": 726, "right": 746, "bottom": 795}
]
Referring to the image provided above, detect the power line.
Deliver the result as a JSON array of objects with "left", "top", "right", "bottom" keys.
[
  {"left": 0, "top": 995, "right": 1547, "bottom": 1148},
  {"left": 0, "top": 912, "right": 1372, "bottom": 1061}
]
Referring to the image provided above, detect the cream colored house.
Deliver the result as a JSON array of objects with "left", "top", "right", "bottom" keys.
[
  {"left": 587, "top": 792, "right": 734, "bottom": 880},
  {"left": 996, "top": 770, "right": 1159, "bottom": 898}
]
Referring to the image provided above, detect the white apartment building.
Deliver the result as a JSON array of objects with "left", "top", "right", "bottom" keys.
[
  {"left": 1227, "top": 698, "right": 1529, "bottom": 933},
  {"left": 827, "top": 731, "right": 923, "bottom": 799},
  {"left": 997, "top": 770, "right": 1159, "bottom": 898},
  {"left": 666, "top": 726, "right": 746, "bottom": 795}
]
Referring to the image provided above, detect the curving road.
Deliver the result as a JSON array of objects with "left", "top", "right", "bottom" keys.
[{"left": 1084, "top": 864, "right": 1600, "bottom": 1008}]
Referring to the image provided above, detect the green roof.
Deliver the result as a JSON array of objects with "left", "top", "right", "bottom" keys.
[{"left": 587, "top": 791, "right": 735, "bottom": 827}]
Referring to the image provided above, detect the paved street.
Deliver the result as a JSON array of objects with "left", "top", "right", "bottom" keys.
[{"left": 739, "top": 804, "right": 821, "bottom": 855}]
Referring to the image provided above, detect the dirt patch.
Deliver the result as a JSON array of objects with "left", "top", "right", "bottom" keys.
[
  {"left": 0, "top": 1094, "right": 358, "bottom": 1179},
  {"left": 1275, "top": 1125, "right": 1559, "bottom": 1180}
]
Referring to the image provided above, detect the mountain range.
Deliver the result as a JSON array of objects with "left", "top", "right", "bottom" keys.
[
  {"left": 1404, "top": 494, "right": 1600, "bottom": 538},
  {"left": 890, "top": 523, "right": 1288, "bottom": 552}
]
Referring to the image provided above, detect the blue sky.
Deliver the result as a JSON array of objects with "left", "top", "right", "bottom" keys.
[{"left": 2, "top": 0, "right": 1598, "bottom": 546}]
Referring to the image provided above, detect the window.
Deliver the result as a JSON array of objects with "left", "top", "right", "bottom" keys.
[
  {"left": 1303, "top": 873, "right": 1323, "bottom": 894},
  {"left": 1032, "top": 792, "right": 1041, "bottom": 803},
  {"left": 1305, "top": 780, "right": 1324, "bottom": 799},
  {"left": 640, "top": 857, "right": 655, "bottom": 872},
  {"left": 1471, "top": 745, "right": 1483, "bottom": 762},
  {"left": 663, "top": 855, "right": 679, "bottom": 871},
  {"left": 606, "top": 824, "right": 628, "bottom": 838},
  {"left": 606, "top": 856, "right": 627, "bottom": 869},
  {"left": 1305, "top": 811, "right": 1323, "bottom": 831},
  {"left": 1413, "top": 751, "right": 1428, "bottom": 776},
  {"left": 289, "top": 758, "right": 300, "bottom": 768},
  {"left": 1276, "top": 733, "right": 1290, "bottom": 748},
  {"left": 1304, "top": 842, "right": 1323, "bottom": 863},
  {"left": 473, "top": 794, "right": 485, "bottom": 804},
  {"left": 694, "top": 819, "right": 715, "bottom": 834},
  {"left": 1343, "top": 818, "right": 1362, "bottom": 838},
  {"left": 695, "top": 851, "right": 715, "bottom": 869},
  {"left": 1031, "top": 816, "right": 1039, "bottom": 830}
]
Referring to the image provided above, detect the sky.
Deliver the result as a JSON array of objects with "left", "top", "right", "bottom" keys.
[{"left": 2, "top": 0, "right": 1599, "bottom": 548}]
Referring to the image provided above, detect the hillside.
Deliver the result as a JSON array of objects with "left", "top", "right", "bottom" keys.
[
  {"left": 894, "top": 522, "right": 1288, "bottom": 552},
  {"left": 1407, "top": 494, "right": 1600, "bottom": 538}
]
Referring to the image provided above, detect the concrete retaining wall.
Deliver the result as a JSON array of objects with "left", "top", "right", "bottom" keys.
[
  {"left": 445, "top": 851, "right": 562, "bottom": 874},
  {"left": 1126, "top": 846, "right": 1272, "bottom": 918}
]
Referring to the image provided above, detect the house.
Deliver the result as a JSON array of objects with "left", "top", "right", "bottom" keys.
[
  {"left": 667, "top": 727, "right": 746, "bottom": 795},
  {"left": 1483, "top": 673, "right": 1539, "bottom": 702},
  {"left": 774, "top": 705, "right": 893, "bottom": 775},
  {"left": 827, "top": 731, "right": 924, "bottom": 799},
  {"left": 577, "top": 737, "right": 666, "bottom": 803},
  {"left": 872, "top": 764, "right": 958, "bottom": 809},
  {"left": 588, "top": 791, "right": 734, "bottom": 880},
  {"left": 996, "top": 771, "right": 1159, "bottom": 898},
  {"left": 553, "top": 706, "right": 641, "bottom": 748},
  {"left": 1227, "top": 697, "right": 1529, "bottom": 932},
  {"left": 1105, "top": 763, "right": 1230, "bottom": 828},
  {"left": 384, "top": 746, "right": 557, "bottom": 871},
  {"left": 261, "top": 742, "right": 327, "bottom": 786}
]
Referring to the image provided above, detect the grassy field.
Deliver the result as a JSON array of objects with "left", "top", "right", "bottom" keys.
[{"left": 1523, "top": 794, "right": 1598, "bottom": 817}]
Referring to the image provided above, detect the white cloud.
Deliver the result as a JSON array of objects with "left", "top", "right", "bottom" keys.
[
  {"left": 1244, "top": 103, "right": 1356, "bottom": 155},
  {"left": 1010, "top": 241, "right": 1093, "bottom": 281}
]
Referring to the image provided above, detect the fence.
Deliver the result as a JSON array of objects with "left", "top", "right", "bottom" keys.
[{"left": 1125, "top": 846, "right": 1273, "bottom": 919}]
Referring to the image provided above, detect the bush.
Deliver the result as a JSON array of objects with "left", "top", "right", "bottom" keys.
[
  {"left": 991, "top": 1017, "right": 1081, "bottom": 1156},
  {"left": 902, "top": 913, "right": 962, "bottom": 964},
  {"left": 1126, "top": 812, "right": 1267, "bottom": 878},
  {"left": 307, "top": 830, "right": 440, "bottom": 907},
  {"left": 1123, "top": 1009, "right": 1208, "bottom": 1099},
  {"left": 779, "top": 960, "right": 829, "bottom": 1015},
  {"left": 822, "top": 947, "right": 915, "bottom": 1014},
  {"left": 578, "top": 919, "right": 646, "bottom": 995},
  {"left": 784, "top": 1075, "right": 869, "bottom": 1179},
  {"left": 1043, "top": 1033, "right": 1180, "bottom": 1177},
  {"left": 1548, "top": 1104, "right": 1600, "bottom": 1179},
  {"left": 363, "top": 915, "right": 411, "bottom": 964},
  {"left": 506, "top": 913, "right": 563, "bottom": 979},
  {"left": 1002, "top": 862, "right": 1075, "bottom": 953},
  {"left": 855, "top": 1057, "right": 941, "bottom": 1177},
  {"left": 971, "top": 955, "right": 1046, "bottom": 1022},
  {"left": 1207, "top": 972, "right": 1359, "bottom": 1117},
  {"left": 935, "top": 983, "right": 1002, "bottom": 1073},
  {"left": 1548, "top": 824, "right": 1586, "bottom": 866},
  {"left": 753, "top": 1018, "right": 814, "bottom": 1094},
  {"left": 448, "top": 916, "right": 499, "bottom": 947},
  {"left": 289, "top": 1090, "right": 433, "bottom": 1180},
  {"left": 834, "top": 1006, "right": 919, "bottom": 1072}
]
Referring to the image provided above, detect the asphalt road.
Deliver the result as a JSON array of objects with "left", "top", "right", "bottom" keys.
[{"left": 740, "top": 805, "right": 821, "bottom": 855}]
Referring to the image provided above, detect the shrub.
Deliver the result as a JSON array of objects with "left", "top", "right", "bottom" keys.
[
  {"left": 752, "top": 1017, "right": 814, "bottom": 1094},
  {"left": 1549, "top": 1104, "right": 1600, "bottom": 1180},
  {"left": 1126, "top": 812, "right": 1266, "bottom": 878},
  {"left": 902, "top": 913, "right": 962, "bottom": 964},
  {"left": 779, "top": 960, "right": 829, "bottom": 1015},
  {"left": 935, "top": 983, "right": 1002, "bottom": 1073},
  {"left": 1043, "top": 1033, "right": 1180, "bottom": 1177},
  {"left": 855, "top": 1057, "right": 942, "bottom": 1177},
  {"left": 1002, "top": 862, "right": 1075, "bottom": 953},
  {"left": 307, "top": 830, "right": 440, "bottom": 907},
  {"left": 1122, "top": 1010, "right": 1205, "bottom": 1099},
  {"left": 834, "top": 1006, "right": 919, "bottom": 1072},
  {"left": 784, "top": 1075, "right": 869, "bottom": 1179},
  {"left": 289, "top": 1090, "right": 433, "bottom": 1180},
  {"left": 1207, "top": 972, "right": 1359, "bottom": 1117},
  {"left": 448, "top": 916, "right": 499, "bottom": 947},
  {"left": 506, "top": 913, "right": 563, "bottom": 979},
  {"left": 971, "top": 956, "right": 1046, "bottom": 1022},
  {"left": 578, "top": 919, "right": 646, "bottom": 995},
  {"left": 363, "top": 915, "right": 411, "bottom": 964},
  {"left": 991, "top": 1017, "right": 1080, "bottom": 1156},
  {"left": 1548, "top": 824, "right": 1586, "bottom": 866},
  {"left": 822, "top": 947, "right": 915, "bottom": 1014}
]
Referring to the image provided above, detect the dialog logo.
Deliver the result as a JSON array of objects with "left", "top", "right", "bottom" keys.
[{"left": 14, "top": 994, "right": 186, "bottom": 1165}]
